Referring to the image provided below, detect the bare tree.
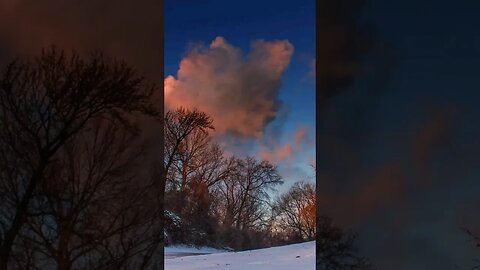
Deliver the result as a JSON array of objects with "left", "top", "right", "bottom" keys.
[
  {"left": 163, "top": 108, "right": 288, "bottom": 250},
  {"left": 171, "top": 135, "right": 232, "bottom": 193},
  {"left": 460, "top": 228, "right": 480, "bottom": 270},
  {"left": 12, "top": 119, "right": 158, "bottom": 270},
  {"left": 0, "top": 47, "right": 158, "bottom": 270},
  {"left": 164, "top": 108, "right": 240, "bottom": 246},
  {"left": 273, "top": 181, "right": 316, "bottom": 241},
  {"left": 317, "top": 216, "right": 371, "bottom": 270},
  {"left": 217, "top": 156, "right": 282, "bottom": 248},
  {"left": 163, "top": 108, "right": 214, "bottom": 196},
  {"left": 166, "top": 117, "right": 227, "bottom": 197},
  {"left": 175, "top": 144, "right": 234, "bottom": 217}
]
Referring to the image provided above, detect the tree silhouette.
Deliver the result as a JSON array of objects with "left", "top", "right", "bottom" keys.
[
  {"left": 460, "top": 228, "right": 480, "bottom": 270},
  {"left": 163, "top": 108, "right": 214, "bottom": 195},
  {"left": 13, "top": 120, "right": 159, "bottom": 270},
  {"left": 317, "top": 216, "right": 371, "bottom": 270},
  {"left": 0, "top": 47, "right": 158, "bottom": 269}
]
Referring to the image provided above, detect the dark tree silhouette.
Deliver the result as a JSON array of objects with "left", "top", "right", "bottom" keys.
[
  {"left": 12, "top": 120, "right": 159, "bottom": 270},
  {"left": 163, "top": 108, "right": 214, "bottom": 195},
  {"left": 0, "top": 47, "right": 158, "bottom": 270},
  {"left": 317, "top": 216, "right": 371, "bottom": 270},
  {"left": 460, "top": 228, "right": 480, "bottom": 270}
]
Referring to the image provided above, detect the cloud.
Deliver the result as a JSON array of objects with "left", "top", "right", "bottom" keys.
[
  {"left": 412, "top": 109, "right": 453, "bottom": 163},
  {"left": 165, "top": 36, "right": 294, "bottom": 138},
  {"left": 260, "top": 144, "right": 294, "bottom": 164},
  {"left": 259, "top": 126, "right": 310, "bottom": 164},
  {"left": 294, "top": 127, "right": 308, "bottom": 146},
  {"left": 319, "top": 163, "right": 406, "bottom": 224}
]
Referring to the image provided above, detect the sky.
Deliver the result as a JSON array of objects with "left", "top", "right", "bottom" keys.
[
  {"left": 0, "top": 0, "right": 164, "bottom": 148},
  {"left": 317, "top": 1, "right": 480, "bottom": 269},
  {"left": 0, "top": 0, "right": 162, "bottom": 81},
  {"left": 165, "top": 0, "right": 316, "bottom": 192}
]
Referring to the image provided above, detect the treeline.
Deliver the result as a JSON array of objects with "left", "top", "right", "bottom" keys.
[{"left": 163, "top": 108, "right": 317, "bottom": 250}]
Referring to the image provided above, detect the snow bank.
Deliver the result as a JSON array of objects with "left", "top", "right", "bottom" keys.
[{"left": 165, "top": 241, "right": 315, "bottom": 270}]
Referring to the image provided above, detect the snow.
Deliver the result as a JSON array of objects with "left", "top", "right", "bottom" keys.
[
  {"left": 164, "top": 210, "right": 182, "bottom": 227},
  {"left": 165, "top": 241, "right": 315, "bottom": 270},
  {"left": 164, "top": 245, "right": 229, "bottom": 260},
  {"left": 165, "top": 245, "right": 228, "bottom": 254}
]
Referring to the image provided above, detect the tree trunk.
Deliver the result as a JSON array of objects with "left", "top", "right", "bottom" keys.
[{"left": 181, "top": 163, "right": 188, "bottom": 192}]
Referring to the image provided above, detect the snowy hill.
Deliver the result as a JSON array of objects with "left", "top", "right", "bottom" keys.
[{"left": 165, "top": 241, "right": 315, "bottom": 270}]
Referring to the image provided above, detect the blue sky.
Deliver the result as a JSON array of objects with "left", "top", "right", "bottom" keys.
[{"left": 165, "top": 0, "right": 316, "bottom": 191}]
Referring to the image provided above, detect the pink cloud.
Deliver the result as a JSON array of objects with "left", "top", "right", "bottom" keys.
[
  {"left": 165, "top": 37, "right": 294, "bottom": 138},
  {"left": 294, "top": 127, "right": 308, "bottom": 146},
  {"left": 260, "top": 144, "right": 294, "bottom": 164},
  {"left": 259, "top": 126, "right": 310, "bottom": 164}
]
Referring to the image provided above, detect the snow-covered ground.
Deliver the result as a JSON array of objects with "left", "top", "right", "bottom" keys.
[
  {"left": 165, "top": 241, "right": 315, "bottom": 270},
  {"left": 165, "top": 245, "right": 227, "bottom": 254},
  {"left": 164, "top": 245, "right": 228, "bottom": 259}
]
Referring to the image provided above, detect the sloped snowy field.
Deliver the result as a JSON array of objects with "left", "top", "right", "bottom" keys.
[{"left": 165, "top": 241, "right": 315, "bottom": 270}]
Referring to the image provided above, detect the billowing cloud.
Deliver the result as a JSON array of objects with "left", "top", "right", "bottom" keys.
[{"left": 165, "top": 37, "right": 294, "bottom": 138}]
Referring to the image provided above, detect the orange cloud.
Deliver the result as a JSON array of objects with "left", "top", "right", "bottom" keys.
[
  {"left": 413, "top": 109, "right": 452, "bottom": 163},
  {"left": 319, "top": 163, "right": 406, "bottom": 224},
  {"left": 260, "top": 144, "right": 294, "bottom": 164},
  {"left": 165, "top": 37, "right": 294, "bottom": 138},
  {"left": 294, "top": 127, "right": 308, "bottom": 146},
  {"left": 259, "top": 126, "right": 310, "bottom": 164}
]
